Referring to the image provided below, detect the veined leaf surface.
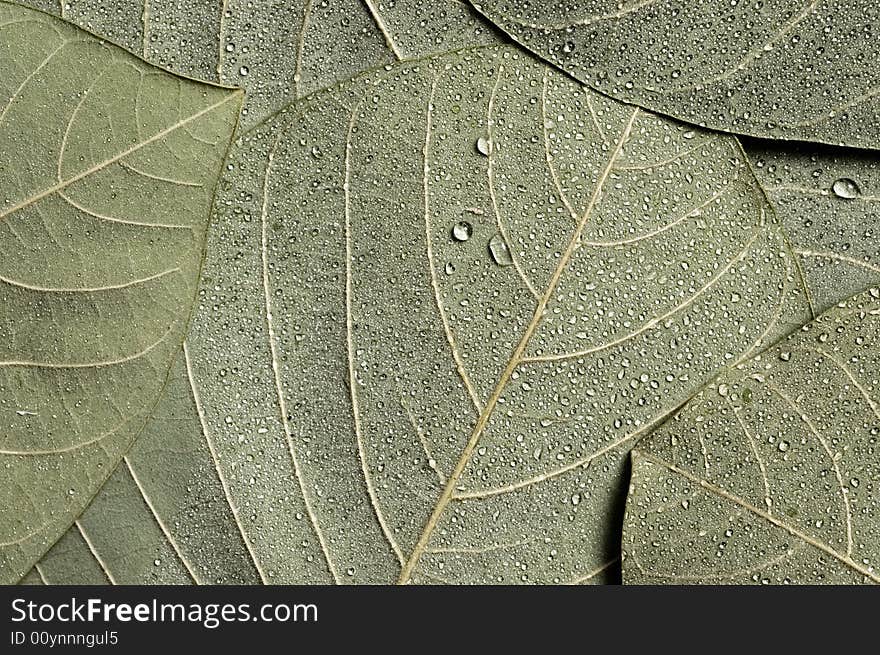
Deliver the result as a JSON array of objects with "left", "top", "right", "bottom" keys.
[
  {"left": 470, "top": 0, "right": 880, "bottom": 149},
  {"left": 33, "top": 346, "right": 263, "bottom": 584},
  {"left": 744, "top": 139, "right": 880, "bottom": 315},
  {"left": 0, "top": 2, "right": 241, "bottom": 582},
  {"left": 20, "top": 0, "right": 499, "bottom": 129},
  {"left": 23, "top": 0, "right": 507, "bottom": 586},
  {"left": 623, "top": 287, "right": 880, "bottom": 584},
  {"left": 179, "top": 44, "right": 808, "bottom": 584}
]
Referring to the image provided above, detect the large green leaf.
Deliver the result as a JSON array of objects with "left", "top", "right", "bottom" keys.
[
  {"left": 0, "top": 2, "right": 241, "bottom": 582},
  {"left": 623, "top": 287, "right": 880, "bottom": 584},
  {"left": 173, "top": 44, "right": 808, "bottom": 584},
  {"left": 470, "top": 0, "right": 880, "bottom": 149},
  {"left": 21, "top": 0, "right": 499, "bottom": 129},
  {"left": 744, "top": 138, "right": 880, "bottom": 315}
]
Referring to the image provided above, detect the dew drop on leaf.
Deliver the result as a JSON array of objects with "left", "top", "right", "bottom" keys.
[
  {"left": 487, "top": 233, "right": 513, "bottom": 266},
  {"left": 831, "top": 177, "right": 861, "bottom": 199},
  {"left": 452, "top": 220, "right": 473, "bottom": 242}
]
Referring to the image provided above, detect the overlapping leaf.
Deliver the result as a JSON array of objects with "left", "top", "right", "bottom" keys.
[
  {"left": 11, "top": 1, "right": 878, "bottom": 587},
  {"left": 623, "top": 287, "right": 880, "bottom": 584},
  {"left": 171, "top": 44, "right": 809, "bottom": 584},
  {"left": 21, "top": 0, "right": 499, "bottom": 129},
  {"left": 470, "top": 0, "right": 880, "bottom": 148},
  {"left": 0, "top": 2, "right": 241, "bottom": 582},
  {"left": 745, "top": 138, "right": 880, "bottom": 315},
  {"left": 25, "top": 0, "right": 506, "bottom": 586},
  {"left": 32, "top": 348, "right": 262, "bottom": 584}
]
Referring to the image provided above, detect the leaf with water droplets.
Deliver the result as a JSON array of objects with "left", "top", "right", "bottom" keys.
[
  {"left": 184, "top": 43, "right": 808, "bottom": 584},
  {"left": 623, "top": 286, "right": 880, "bottom": 584},
  {"left": 744, "top": 138, "right": 880, "bottom": 315},
  {"left": 29, "top": 347, "right": 264, "bottom": 584},
  {"left": 26, "top": 0, "right": 499, "bottom": 130},
  {"left": 470, "top": 0, "right": 880, "bottom": 149},
  {"left": 0, "top": 2, "right": 241, "bottom": 582},
  {"left": 14, "top": 0, "right": 507, "bottom": 586}
]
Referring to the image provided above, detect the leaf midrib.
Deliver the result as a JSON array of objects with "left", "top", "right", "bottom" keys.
[
  {"left": 396, "top": 94, "right": 641, "bottom": 583},
  {"left": 0, "top": 92, "right": 240, "bottom": 223}
]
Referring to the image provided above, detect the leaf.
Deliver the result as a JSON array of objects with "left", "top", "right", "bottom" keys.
[
  {"left": 33, "top": 346, "right": 264, "bottom": 584},
  {"left": 23, "top": 0, "right": 500, "bottom": 130},
  {"left": 171, "top": 43, "right": 810, "bottom": 585},
  {"left": 622, "top": 287, "right": 880, "bottom": 584},
  {"left": 18, "top": 0, "right": 507, "bottom": 586},
  {"left": 469, "top": 0, "right": 880, "bottom": 149},
  {"left": 743, "top": 138, "right": 880, "bottom": 315},
  {"left": 0, "top": 2, "right": 241, "bottom": 582}
]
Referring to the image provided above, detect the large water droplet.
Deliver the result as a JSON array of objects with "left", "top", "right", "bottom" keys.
[
  {"left": 488, "top": 233, "right": 513, "bottom": 266},
  {"left": 452, "top": 221, "right": 473, "bottom": 242},
  {"left": 476, "top": 136, "right": 491, "bottom": 156},
  {"left": 832, "top": 177, "right": 861, "bottom": 199}
]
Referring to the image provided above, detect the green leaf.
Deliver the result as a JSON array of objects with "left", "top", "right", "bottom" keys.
[
  {"left": 743, "top": 138, "right": 880, "bottom": 315},
  {"left": 21, "top": 0, "right": 509, "bottom": 587},
  {"left": 34, "top": 346, "right": 264, "bottom": 584},
  {"left": 23, "top": 0, "right": 499, "bottom": 130},
  {"left": 171, "top": 44, "right": 808, "bottom": 584},
  {"left": 0, "top": 1, "right": 241, "bottom": 583},
  {"left": 470, "top": 0, "right": 880, "bottom": 149},
  {"left": 623, "top": 286, "right": 880, "bottom": 584}
]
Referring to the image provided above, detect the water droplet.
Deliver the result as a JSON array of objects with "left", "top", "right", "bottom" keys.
[
  {"left": 778, "top": 441, "right": 790, "bottom": 452},
  {"left": 850, "top": 477, "right": 860, "bottom": 488},
  {"left": 153, "top": 559, "right": 161, "bottom": 566},
  {"left": 562, "top": 41, "right": 575, "bottom": 54},
  {"left": 225, "top": 43, "right": 235, "bottom": 52},
  {"left": 832, "top": 177, "right": 861, "bottom": 199},
  {"left": 779, "top": 351, "right": 791, "bottom": 362},
  {"left": 488, "top": 233, "right": 513, "bottom": 266},
  {"left": 717, "top": 383, "right": 729, "bottom": 397},
  {"left": 239, "top": 66, "right": 249, "bottom": 77},
  {"left": 452, "top": 221, "right": 473, "bottom": 242},
  {"left": 476, "top": 136, "right": 491, "bottom": 156},
  {"left": 444, "top": 262, "right": 456, "bottom": 275}
]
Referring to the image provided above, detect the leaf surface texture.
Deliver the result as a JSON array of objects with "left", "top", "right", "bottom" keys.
[
  {"left": 623, "top": 287, "right": 880, "bottom": 584},
  {"left": 184, "top": 45, "right": 807, "bottom": 583},
  {"left": 0, "top": 1, "right": 241, "bottom": 582},
  {"left": 471, "top": 0, "right": 880, "bottom": 148}
]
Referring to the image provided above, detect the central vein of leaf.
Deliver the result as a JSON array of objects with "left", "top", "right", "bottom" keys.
[
  {"left": 397, "top": 107, "right": 641, "bottom": 584},
  {"left": 0, "top": 93, "right": 240, "bottom": 223}
]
